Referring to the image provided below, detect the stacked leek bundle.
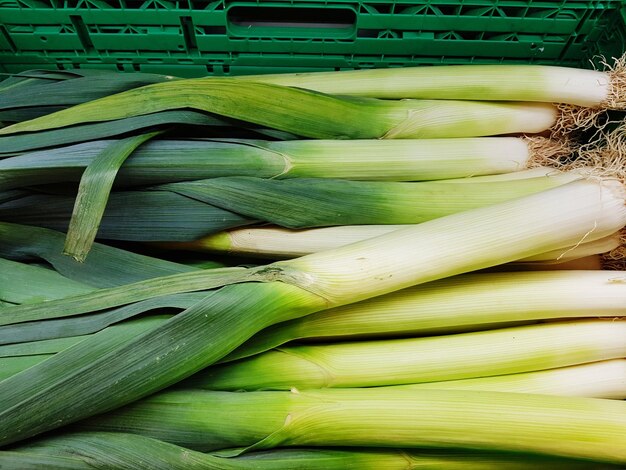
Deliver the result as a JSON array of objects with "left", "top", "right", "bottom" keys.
[{"left": 0, "top": 60, "right": 626, "bottom": 469}]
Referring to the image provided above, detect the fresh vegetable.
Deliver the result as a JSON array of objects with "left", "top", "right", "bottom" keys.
[
  {"left": 78, "top": 388, "right": 626, "bottom": 463},
  {"left": 1, "top": 180, "right": 623, "bottom": 446},
  {"left": 0, "top": 171, "right": 582, "bottom": 242},
  {"left": 0, "top": 80, "right": 560, "bottom": 139}
]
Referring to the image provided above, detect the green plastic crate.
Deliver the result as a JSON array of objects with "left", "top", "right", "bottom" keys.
[{"left": 0, "top": 0, "right": 625, "bottom": 76}]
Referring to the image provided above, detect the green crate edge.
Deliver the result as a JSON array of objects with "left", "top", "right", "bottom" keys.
[{"left": 0, "top": 0, "right": 625, "bottom": 75}]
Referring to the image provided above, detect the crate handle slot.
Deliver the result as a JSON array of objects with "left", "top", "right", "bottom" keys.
[
  {"left": 226, "top": 5, "right": 356, "bottom": 39},
  {"left": 70, "top": 15, "right": 95, "bottom": 53}
]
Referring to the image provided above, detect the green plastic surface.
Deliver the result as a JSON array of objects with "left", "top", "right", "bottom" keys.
[{"left": 0, "top": 1, "right": 625, "bottom": 76}]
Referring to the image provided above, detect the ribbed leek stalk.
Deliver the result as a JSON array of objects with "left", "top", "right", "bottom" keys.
[
  {"left": 0, "top": 136, "right": 567, "bottom": 190},
  {"left": 240, "top": 61, "right": 626, "bottom": 108},
  {"left": 78, "top": 388, "right": 626, "bottom": 463},
  {"left": 0, "top": 179, "right": 624, "bottom": 446},
  {"left": 166, "top": 225, "right": 402, "bottom": 258},
  {"left": 4, "top": 269, "right": 625, "bottom": 369},
  {"left": 170, "top": 225, "right": 620, "bottom": 261},
  {"left": 187, "top": 320, "right": 626, "bottom": 390},
  {"left": 3, "top": 432, "right": 612, "bottom": 470},
  {"left": 5, "top": 354, "right": 625, "bottom": 401},
  {"left": 518, "top": 232, "right": 622, "bottom": 263},
  {"left": 0, "top": 80, "right": 559, "bottom": 139},
  {"left": 402, "top": 359, "right": 626, "bottom": 399},
  {"left": 227, "top": 270, "right": 626, "bottom": 361},
  {"left": 0, "top": 170, "right": 581, "bottom": 242}
]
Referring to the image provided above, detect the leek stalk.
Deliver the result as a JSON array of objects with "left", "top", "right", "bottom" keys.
[
  {"left": 2, "top": 432, "right": 611, "bottom": 470},
  {"left": 0, "top": 136, "right": 568, "bottom": 190},
  {"left": 0, "top": 171, "right": 581, "bottom": 242},
  {"left": 402, "top": 359, "right": 626, "bottom": 399},
  {"left": 171, "top": 225, "right": 620, "bottom": 261},
  {"left": 228, "top": 270, "right": 626, "bottom": 361},
  {"left": 189, "top": 320, "right": 626, "bottom": 390},
  {"left": 0, "top": 180, "right": 624, "bottom": 446},
  {"left": 79, "top": 388, "right": 626, "bottom": 463},
  {"left": 0, "top": 80, "right": 559, "bottom": 139},
  {"left": 240, "top": 62, "right": 626, "bottom": 108}
]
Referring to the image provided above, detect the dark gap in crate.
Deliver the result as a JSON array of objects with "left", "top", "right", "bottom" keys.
[
  {"left": 430, "top": 5, "right": 462, "bottom": 17},
  {"left": 0, "top": 25, "right": 17, "bottom": 53},
  {"left": 357, "top": 29, "right": 379, "bottom": 38},
  {"left": 180, "top": 16, "right": 198, "bottom": 51},
  {"left": 360, "top": 3, "right": 394, "bottom": 15},
  {"left": 70, "top": 15, "right": 95, "bottom": 52},
  {"left": 228, "top": 6, "right": 356, "bottom": 30},
  {"left": 555, "top": 9, "right": 581, "bottom": 21},
  {"left": 495, "top": 6, "right": 529, "bottom": 18},
  {"left": 196, "top": 25, "right": 226, "bottom": 35}
]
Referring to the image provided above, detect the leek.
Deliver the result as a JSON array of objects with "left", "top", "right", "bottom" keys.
[
  {"left": 0, "top": 355, "right": 52, "bottom": 381},
  {"left": 0, "top": 223, "right": 202, "bottom": 287},
  {"left": 0, "top": 258, "right": 94, "bottom": 304},
  {"left": 0, "top": 316, "right": 168, "bottom": 382},
  {"left": 5, "top": 352, "right": 626, "bottom": 401},
  {"left": 0, "top": 299, "right": 188, "bottom": 350},
  {"left": 240, "top": 60, "right": 626, "bottom": 108},
  {"left": 0, "top": 336, "right": 91, "bottom": 358},
  {"left": 0, "top": 110, "right": 229, "bottom": 156},
  {"left": 170, "top": 225, "right": 620, "bottom": 260},
  {"left": 0, "top": 69, "right": 173, "bottom": 122},
  {"left": 403, "top": 359, "right": 626, "bottom": 399},
  {"left": 0, "top": 136, "right": 569, "bottom": 190},
  {"left": 518, "top": 232, "right": 622, "bottom": 263},
  {"left": 79, "top": 388, "right": 626, "bottom": 463},
  {"left": 64, "top": 131, "right": 162, "bottom": 261},
  {"left": 228, "top": 270, "right": 626, "bottom": 361},
  {"left": 0, "top": 80, "right": 560, "bottom": 139},
  {"left": 2, "top": 432, "right": 610, "bottom": 470},
  {"left": 188, "top": 320, "right": 626, "bottom": 390},
  {"left": 0, "top": 180, "right": 624, "bottom": 446},
  {"left": 0, "top": 171, "right": 581, "bottom": 242},
  {"left": 5, "top": 269, "right": 624, "bottom": 361}
]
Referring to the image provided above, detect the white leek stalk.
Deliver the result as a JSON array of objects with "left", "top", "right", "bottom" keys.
[
  {"left": 227, "top": 270, "right": 626, "bottom": 361},
  {"left": 191, "top": 320, "right": 626, "bottom": 390},
  {"left": 240, "top": 61, "right": 626, "bottom": 108},
  {"left": 403, "top": 359, "right": 626, "bottom": 399},
  {"left": 518, "top": 232, "right": 622, "bottom": 262},
  {"left": 172, "top": 225, "right": 621, "bottom": 261}
]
